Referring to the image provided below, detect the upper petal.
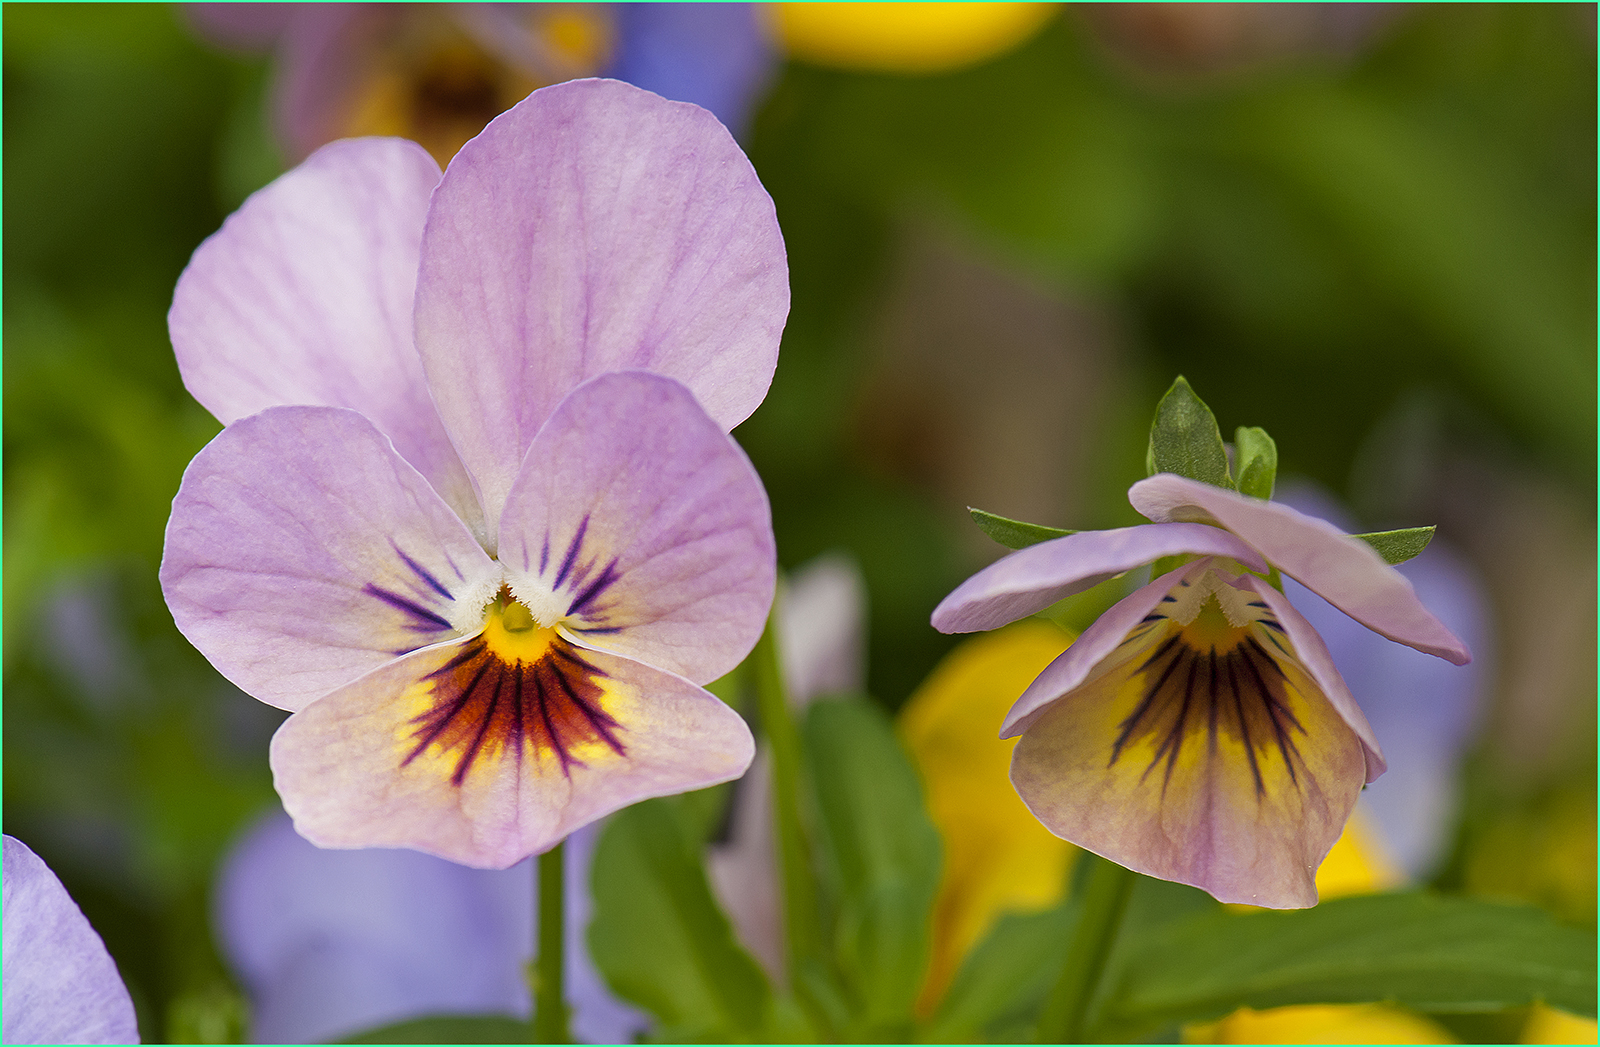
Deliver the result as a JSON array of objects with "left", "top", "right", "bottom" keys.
[
  {"left": 2, "top": 836, "right": 139, "bottom": 1045},
  {"left": 161, "top": 406, "right": 502, "bottom": 712},
  {"left": 271, "top": 640, "right": 755, "bottom": 867},
  {"left": 931, "top": 523, "right": 1268, "bottom": 635},
  {"left": 497, "top": 372, "right": 776, "bottom": 686},
  {"left": 1129, "top": 475, "right": 1471, "bottom": 665},
  {"left": 413, "top": 78, "right": 788, "bottom": 527}
]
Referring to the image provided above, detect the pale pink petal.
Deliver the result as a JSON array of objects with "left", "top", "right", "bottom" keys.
[
  {"left": 271, "top": 641, "right": 755, "bottom": 868},
  {"left": 1239, "top": 575, "right": 1386, "bottom": 782},
  {"left": 161, "top": 407, "right": 502, "bottom": 712},
  {"left": 3, "top": 837, "right": 139, "bottom": 1045},
  {"left": 1009, "top": 625, "right": 1367, "bottom": 908},
  {"left": 778, "top": 553, "right": 867, "bottom": 705},
  {"left": 169, "top": 136, "right": 484, "bottom": 535},
  {"left": 496, "top": 372, "right": 775, "bottom": 686},
  {"left": 999, "top": 560, "right": 1210, "bottom": 738},
  {"left": 414, "top": 78, "right": 788, "bottom": 527},
  {"left": 1129, "top": 475, "right": 1470, "bottom": 665},
  {"left": 932, "top": 523, "right": 1266, "bottom": 635}
]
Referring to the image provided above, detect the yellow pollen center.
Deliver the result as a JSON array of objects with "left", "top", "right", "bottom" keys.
[
  {"left": 480, "top": 596, "right": 558, "bottom": 664},
  {"left": 1178, "top": 596, "right": 1249, "bottom": 654}
]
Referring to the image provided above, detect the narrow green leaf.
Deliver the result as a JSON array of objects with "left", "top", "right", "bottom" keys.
[
  {"left": 968, "top": 507, "right": 1077, "bottom": 550},
  {"left": 587, "top": 797, "right": 774, "bottom": 1042},
  {"left": 1091, "top": 893, "right": 1597, "bottom": 1042},
  {"left": 804, "top": 698, "right": 943, "bottom": 1039},
  {"left": 1352, "top": 526, "right": 1435, "bottom": 565},
  {"left": 1146, "top": 377, "right": 1232, "bottom": 488},
  {"left": 339, "top": 1014, "right": 529, "bottom": 1044},
  {"left": 1232, "top": 426, "right": 1278, "bottom": 500},
  {"left": 922, "top": 902, "right": 1077, "bottom": 1043}
]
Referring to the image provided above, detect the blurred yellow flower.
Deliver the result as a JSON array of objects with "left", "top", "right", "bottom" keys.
[
  {"left": 1184, "top": 1003, "right": 1458, "bottom": 1044},
  {"left": 1520, "top": 1002, "right": 1599, "bottom": 1044},
  {"left": 773, "top": 2, "right": 1058, "bottom": 73},
  {"left": 899, "top": 618, "right": 1077, "bottom": 1010}
]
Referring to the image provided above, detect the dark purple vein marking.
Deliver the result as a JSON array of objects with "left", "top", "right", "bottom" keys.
[{"left": 366, "top": 583, "right": 452, "bottom": 632}]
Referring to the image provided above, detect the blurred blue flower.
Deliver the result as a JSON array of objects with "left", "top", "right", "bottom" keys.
[
  {"left": 3, "top": 835, "right": 140, "bottom": 1045},
  {"left": 215, "top": 810, "right": 646, "bottom": 1044},
  {"left": 1278, "top": 484, "right": 1493, "bottom": 878}
]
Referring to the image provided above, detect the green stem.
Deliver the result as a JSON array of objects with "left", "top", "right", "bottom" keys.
[
  {"left": 532, "top": 842, "right": 570, "bottom": 1044},
  {"left": 750, "top": 608, "right": 823, "bottom": 992},
  {"left": 1036, "top": 855, "right": 1137, "bottom": 1044}
]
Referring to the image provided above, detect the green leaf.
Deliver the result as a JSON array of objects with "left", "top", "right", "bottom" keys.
[
  {"left": 923, "top": 902, "right": 1078, "bottom": 1043},
  {"left": 1146, "top": 377, "right": 1232, "bottom": 488},
  {"left": 339, "top": 1014, "right": 529, "bottom": 1044},
  {"left": 803, "top": 698, "right": 943, "bottom": 1039},
  {"left": 587, "top": 797, "right": 775, "bottom": 1042},
  {"left": 1232, "top": 426, "right": 1278, "bottom": 500},
  {"left": 1091, "top": 893, "right": 1598, "bottom": 1042},
  {"left": 968, "top": 508, "right": 1077, "bottom": 550},
  {"left": 1351, "top": 526, "right": 1435, "bottom": 565}
]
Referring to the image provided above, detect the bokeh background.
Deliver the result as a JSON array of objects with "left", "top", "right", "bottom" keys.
[{"left": 4, "top": 4, "right": 1594, "bottom": 1042}]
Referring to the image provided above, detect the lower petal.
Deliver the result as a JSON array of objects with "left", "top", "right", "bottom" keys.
[
  {"left": 270, "top": 637, "right": 754, "bottom": 868},
  {"left": 1010, "top": 621, "right": 1366, "bottom": 908}
]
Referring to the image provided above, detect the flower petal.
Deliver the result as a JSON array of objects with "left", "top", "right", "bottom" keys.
[
  {"left": 1129, "top": 475, "right": 1471, "bottom": 665},
  {"left": 931, "top": 523, "right": 1268, "bottom": 635},
  {"left": 3, "top": 836, "right": 139, "bottom": 1046},
  {"left": 161, "top": 406, "right": 502, "bottom": 712},
  {"left": 778, "top": 553, "right": 867, "bottom": 705},
  {"left": 413, "top": 78, "right": 788, "bottom": 527},
  {"left": 169, "top": 136, "right": 485, "bottom": 535},
  {"left": 998, "top": 560, "right": 1210, "bottom": 737},
  {"left": 1239, "top": 576, "right": 1385, "bottom": 782},
  {"left": 1009, "top": 614, "right": 1368, "bottom": 908},
  {"left": 497, "top": 371, "right": 775, "bottom": 686},
  {"left": 271, "top": 640, "right": 755, "bottom": 867},
  {"left": 607, "top": 4, "right": 777, "bottom": 135}
]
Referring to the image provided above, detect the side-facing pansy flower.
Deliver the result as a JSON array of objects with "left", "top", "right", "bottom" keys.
[
  {"left": 932, "top": 474, "right": 1471, "bottom": 908},
  {"left": 160, "top": 78, "right": 788, "bottom": 866},
  {"left": 3, "top": 836, "right": 140, "bottom": 1045}
]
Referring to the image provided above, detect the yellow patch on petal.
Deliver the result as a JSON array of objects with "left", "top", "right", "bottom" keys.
[
  {"left": 1520, "top": 1002, "right": 1599, "bottom": 1044},
  {"left": 900, "top": 620, "right": 1078, "bottom": 1011},
  {"left": 1184, "top": 1003, "right": 1458, "bottom": 1044},
  {"left": 773, "top": 2, "right": 1059, "bottom": 73}
]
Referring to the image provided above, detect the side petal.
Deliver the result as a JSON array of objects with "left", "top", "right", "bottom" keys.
[
  {"left": 1009, "top": 622, "right": 1368, "bottom": 908},
  {"left": 1239, "top": 576, "right": 1386, "bottom": 782},
  {"left": 497, "top": 372, "right": 776, "bottom": 686},
  {"left": 413, "top": 78, "right": 788, "bottom": 527},
  {"left": 1129, "top": 475, "right": 1471, "bottom": 665},
  {"left": 931, "top": 523, "right": 1267, "bottom": 635},
  {"left": 169, "top": 136, "right": 484, "bottom": 534},
  {"left": 999, "top": 560, "right": 1211, "bottom": 737},
  {"left": 161, "top": 406, "right": 502, "bottom": 712},
  {"left": 2, "top": 837, "right": 139, "bottom": 1045},
  {"left": 270, "top": 640, "right": 755, "bottom": 868}
]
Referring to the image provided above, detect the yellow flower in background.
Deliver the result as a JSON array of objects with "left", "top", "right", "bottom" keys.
[
  {"left": 899, "top": 619, "right": 1078, "bottom": 1010},
  {"left": 1185, "top": 1003, "right": 1458, "bottom": 1045},
  {"left": 773, "top": 2, "right": 1059, "bottom": 73},
  {"left": 1520, "top": 1003, "right": 1599, "bottom": 1044}
]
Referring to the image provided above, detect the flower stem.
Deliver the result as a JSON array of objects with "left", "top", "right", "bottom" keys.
[
  {"left": 532, "top": 841, "right": 570, "bottom": 1044},
  {"left": 750, "top": 608, "right": 825, "bottom": 1005},
  {"left": 1035, "top": 854, "right": 1137, "bottom": 1043}
]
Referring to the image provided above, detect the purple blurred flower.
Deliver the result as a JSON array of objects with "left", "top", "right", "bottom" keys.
[
  {"left": 216, "top": 810, "right": 645, "bottom": 1044},
  {"left": 3, "top": 836, "right": 139, "bottom": 1045},
  {"left": 188, "top": 3, "right": 774, "bottom": 164},
  {"left": 932, "top": 474, "right": 1471, "bottom": 908},
  {"left": 160, "top": 78, "right": 788, "bottom": 867}
]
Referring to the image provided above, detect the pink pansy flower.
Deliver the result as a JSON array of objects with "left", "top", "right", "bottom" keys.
[
  {"left": 160, "top": 78, "right": 787, "bottom": 867},
  {"left": 931, "top": 474, "right": 1471, "bottom": 908}
]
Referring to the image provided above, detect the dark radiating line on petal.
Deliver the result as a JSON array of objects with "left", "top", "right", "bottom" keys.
[
  {"left": 551, "top": 643, "right": 611, "bottom": 679},
  {"left": 1206, "top": 651, "right": 1220, "bottom": 756},
  {"left": 366, "top": 583, "right": 452, "bottom": 631},
  {"left": 1113, "top": 644, "right": 1185, "bottom": 766},
  {"left": 534, "top": 670, "right": 572, "bottom": 773},
  {"left": 1245, "top": 636, "right": 1287, "bottom": 678},
  {"left": 1260, "top": 618, "right": 1286, "bottom": 633},
  {"left": 1238, "top": 644, "right": 1299, "bottom": 788},
  {"left": 555, "top": 669, "right": 625, "bottom": 754},
  {"left": 427, "top": 638, "right": 487, "bottom": 678},
  {"left": 1160, "top": 595, "right": 1177, "bottom": 604},
  {"left": 453, "top": 671, "right": 503, "bottom": 786},
  {"left": 1137, "top": 635, "right": 1181, "bottom": 675},
  {"left": 553, "top": 515, "right": 591, "bottom": 589},
  {"left": 1247, "top": 601, "right": 1269, "bottom": 609},
  {"left": 1140, "top": 612, "right": 1168, "bottom": 624},
  {"left": 394, "top": 546, "right": 454, "bottom": 601},
  {"left": 1148, "top": 655, "right": 1199, "bottom": 789},
  {"left": 1227, "top": 655, "right": 1266, "bottom": 797},
  {"left": 570, "top": 625, "right": 623, "bottom": 635},
  {"left": 405, "top": 658, "right": 491, "bottom": 766},
  {"left": 539, "top": 534, "right": 550, "bottom": 575},
  {"left": 568, "top": 558, "right": 622, "bottom": 616}
]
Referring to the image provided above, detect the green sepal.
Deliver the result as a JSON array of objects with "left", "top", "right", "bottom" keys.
[
  {"left": 339, "top": 1015, "right": 530, "bottom": 1044},
  {"left": 1089, "top": 893, "right": 1597, "bottom": 1042},
  {"left": 969, "top": 507, "right": 1077, "bottom": 549},
  {"left": 1146, "top": 377, "right": 1232, "bottom": 489},
  {"left": 1352, "top": 526, "right": 1435, "bottom": 565},
  {"left": 1232, "top": 426, "right": 1278, "bottom": 500}
]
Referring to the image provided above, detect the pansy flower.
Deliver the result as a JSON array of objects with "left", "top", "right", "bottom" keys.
[
  {"left": 160, "top": 78, "right": 787, "bottom": 867},
  {"left": 932, "top": 473, "right": 1471, "bottom": 908},
  {"left": 3, "top": 836, "right": 140, "bottom": 1045}
]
